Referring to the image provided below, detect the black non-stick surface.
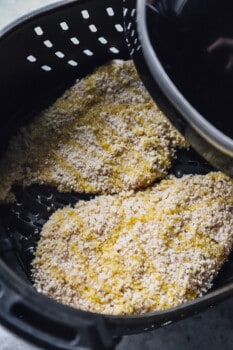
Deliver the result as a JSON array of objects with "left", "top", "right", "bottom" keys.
[{"left": 2, "top": 145, "right": 232, "bottom": 292}]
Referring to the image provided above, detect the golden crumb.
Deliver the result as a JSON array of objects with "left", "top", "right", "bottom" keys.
[
  {"left": 0, "top": 60, "right": 186, "bottom": 203},
  {"left": 32, "top": 172, "right": 233, "bottom": 315}
]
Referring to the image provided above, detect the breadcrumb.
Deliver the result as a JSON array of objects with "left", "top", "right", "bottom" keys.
[
  {"left": 32, "top": 172, "right": 233, "bottom": 315},
  {"left": 0, "top": 60, "right": 186, "bottom": 203}
]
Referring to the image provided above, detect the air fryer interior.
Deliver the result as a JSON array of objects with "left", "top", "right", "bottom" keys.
[{"left": 0, "top": 0, "right": 233, "bottom": 347}]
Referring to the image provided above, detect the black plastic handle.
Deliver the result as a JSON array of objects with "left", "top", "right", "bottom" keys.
[{"left": 0, "top": 265, "right": 115, "bottom": 350}]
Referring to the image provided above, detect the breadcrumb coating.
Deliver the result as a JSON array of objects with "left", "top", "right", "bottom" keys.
[
  {"left": 2, "top": 59, "right": 232, "bottom": 316},
  {"left": 32, "top": 172, "right": 233, "bottom": 315},
  {"left": 0, "top": 59, "right": 186, "bottom": 203}
]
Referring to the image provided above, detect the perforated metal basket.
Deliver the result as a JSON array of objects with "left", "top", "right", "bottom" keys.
[{"left": 0, "top": 1, "right": 233, "bottom": 350}]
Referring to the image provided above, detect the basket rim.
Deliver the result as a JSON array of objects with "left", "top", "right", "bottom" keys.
[
  {"left": 0, "top": 0, "right": 85, "bottom": 39},
  {"left": 136, "top": 0, "right": 233, "bottom": 156},
  {"left": 1, "top": 245, "right": 233, "bottom": 331}
]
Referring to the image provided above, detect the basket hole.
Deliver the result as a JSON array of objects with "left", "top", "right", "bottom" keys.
[
  {"left": 53, "top": 197, "right": 70, "bottom": 206},
  {"left": 55, "top": 51, "right": 65, "bottom": 58},
  {"left": 43, "top": 40, "right": 53, "bottom": 48},
  {"left": 131, "top": 8, "right": 136, "bottom": 17},
  {"left": 41, "top": 65, "right": 52, "bottom": 72},
  {"left": 70, "top": 37, "right": 80, "bottom": 45},
  {"left": 175, "top": 170, "right": 183, "bottom": 178},
  {"left": 60, "top": 21, "right": 69, "bottom": 31},
  {"left": 131, "top": 30, "right": 136, "bottom": 37},
  {"left": 89, "top": 24, "right": 97, "bottom": 32},
  {"left": 83, "top": 49, "right": 94, "bottom": 56},
  {"left": 109, "top": 47, "right": 120, "bottom": 54},
  {"left": 130, "top": 48, "right": 135, "bottom": 55},
  {"left": 35, "top": 188, "right": 53, "bottom": 200},
  {"left": 106, "top": 7, "right": 115, "bottom": 16},
  {"left": 30, "top": 211, "right": 39, "bottom": 217},
  {"left": 11, "top": 207, "right": 20, "bottom": 215},
  {"left": 35, "top": 218, "right": 47, "bottom": 227},
  {"left": 123, "top": 8, "right": 128, "bottom": 16},
  {"left": 115, "top": 24, "right": 124, "bottom": 32},
  {"left": 81, "top": 9, "right": 90, "bottom": 19},
  {"left": 67, "top": 60, "right": 78, "bottom": 67},
  {"left": 34, "top": 26, "right": 43, "bottom": 36},
  {"left": 19, "top": 214, "right": 31, "bottom": 223},
  {"left": 127, "top": 22, "right": 132, "bottom": 30},
  {"left": 136, "top": 45, "right": 141, "bottom": 51},
  {"left": 98, "top": 36, "right": 108, "bottom": 44},
  {"left": 26, "top": 55, "right": 37, "bottom": 63}
]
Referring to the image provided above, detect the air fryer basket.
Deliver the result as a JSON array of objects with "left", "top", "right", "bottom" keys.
[
  {"left": 0, "top": 1, "right": 233, "bottom": 350},
  {"left": 123, "top": 0, "right": 233, "bottom": 177}
]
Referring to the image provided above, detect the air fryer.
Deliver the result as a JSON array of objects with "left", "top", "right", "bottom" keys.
[{"left": 0, "top": 1, "right": 233, "bottom": 350}]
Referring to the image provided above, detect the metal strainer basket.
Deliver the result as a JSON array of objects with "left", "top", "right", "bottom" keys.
[{"left": 0, "top": 1, "right": 233, "bottom": 350}]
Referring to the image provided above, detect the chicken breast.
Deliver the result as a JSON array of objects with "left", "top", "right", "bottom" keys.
[
  {"left": 32, "top": 172, "right": 233, "bottom": 315},
  {"left": 0, "top": 60, "right": 186, "bottom": 203}
]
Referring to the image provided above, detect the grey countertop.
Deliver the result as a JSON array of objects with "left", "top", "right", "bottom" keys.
[{"left": 1, "top": 1, "right": 233, "bottom": 349}]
